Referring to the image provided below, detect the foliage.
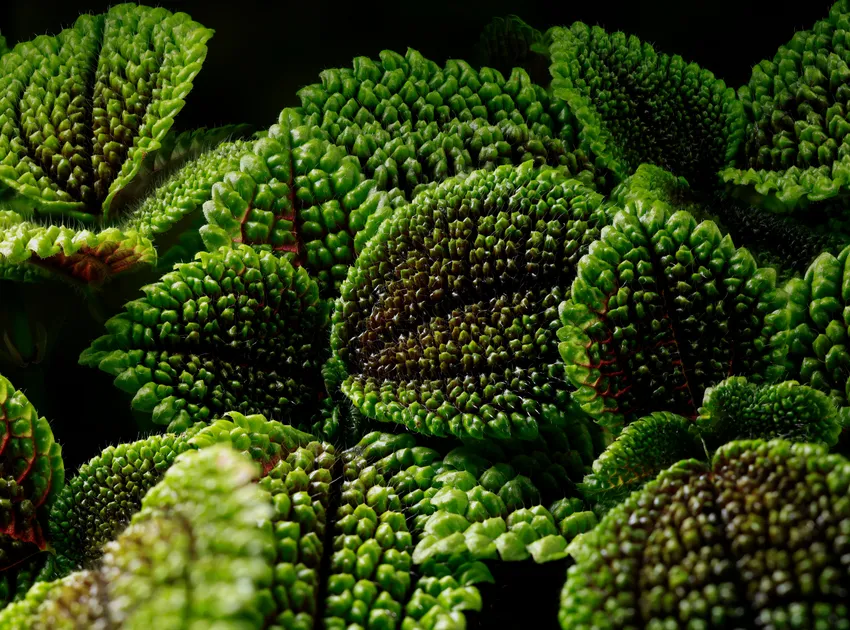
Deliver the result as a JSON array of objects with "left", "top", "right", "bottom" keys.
[
  {"left": 546, "top": 20, "right": 745, "bottom": 188},
  {"left": 0, "top": 375, "right": 62, "bottom": 570},
  {"left": 332, "top": 162, "right": 607, "bottom": 441},
  {"left": 3, "top": 2, "right": 850, "bottom": 628},
  {"left": 0, "top": 445, "right": 275, "bottom": 629},
  {"left": 557, "top": 197, "right": 783, "bottom": 432},
  {"left": 199, "top": 47, "right": 611, "bottom": 297},
  {"left": 697, "top": 375, "right": 842, "bottom": 447},
  {"left": 11, "top": 406, "right": 584, "bottom": 628},
  {"left": 80, "top": 245, "right": 330, "bottom": 433},
  {"left": 722, "top": 0, "right": 850, "bottom": 212},
  {"left": 0, "top": 4, "right": 214, "bottom": 285},
  {"left": 560, "top": 439, "right": 850, "bottom": 629},
  {"left": 613, "top": 163, "right": 849, "bottom": 278}
]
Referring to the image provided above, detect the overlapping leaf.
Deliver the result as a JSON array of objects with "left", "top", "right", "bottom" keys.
[
  {"left": 697, "top": 376, "right": 841, "bottom": 447},
  {"left": 0, "top": 4, "right": 215, "bottom": 285},
  {"left": 0, "top": 31, "right": 10, "bottom": 59},
  {"left": 557, "top": 197, "right": 784, "bottom": 432},
  {"left": 0, "top": 445, "right": 276, "bottom": 629},
  {"left": 576, "top": 411, "right": 704, "bottom": 514},
  {"left": 203, "top": 47, "right": 612, "bottom": 296},
  {"left": 80, "top": 245, "right": 330, "bottom": 432},
  {"left": 577, "top": 375, "right": 840, "bottom": 517},
  {"left": 0, "top": 4, "right": 212, "bottom": 216},
  {"left": 332, "top": 162, "right": 608, "bottom": 441},
  {"left": 547, "top": 21, "right": 745, "bottom": 188},
  {"left": 722, "top": 0, "right": 850, "bottom": 212},
  {"left": 614, "top": 163, "right": 848, "bottom": 279},
  {"left": 767, "top": 244, "right": 850, "bottom": 415},
  {"left": 0, "top": 374, "right": 63, "bottom": 569},
  {"left": 560, "top": 440, "right": 850, "bottom": 629},
  {"left": 25, "top": 410, "right": 585, "bottom": 628}
]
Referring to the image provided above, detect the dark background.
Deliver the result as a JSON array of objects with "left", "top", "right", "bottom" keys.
[{"left": 0, "top": 0, "right": 835, "bottom": 133}]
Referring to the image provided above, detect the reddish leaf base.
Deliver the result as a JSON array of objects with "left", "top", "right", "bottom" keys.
[
  {"left": 260, "top": 455, "right": 282, "bottom": 477},
  {"left": 232, "top": 154, "right": 300, "bottom": 260},
  {"left": 0, "top": 407, "right": 55, "bottom": 556},
  {"left": 32, "top": 241, "right": 150, "bottom": 285},
  {"left": 0, "top": 511, "right": 47, "bottom": 557},
  {"left": 580, "top": 291, "right": 698, "bottom": 421}
]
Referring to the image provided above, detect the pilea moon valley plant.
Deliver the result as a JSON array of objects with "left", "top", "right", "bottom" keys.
[{"left": 2, "top": 1, "right": 850, "bottom": 628}]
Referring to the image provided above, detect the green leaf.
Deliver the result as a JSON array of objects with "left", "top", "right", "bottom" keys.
[
  {"left": 0, "top": 209, "right": 156, "bottom": 285},
  {"left": 47, "top": 430, "right": 198, "bottom": 576},
  {"left": 115, "top": 124, "right": 255, "bottom": 209},
  {"left": 697, "top": 376, "right": 842, "bottom": 448},
  {"left": 0, "top": 31, "right": 10, "bottom": 59},
  {"left": 79, "top": 245, "right": 330, "bottom": 432},
  {"left": 578, "top": 411, "right": 705, "bottom": 514},
  {"left": 558, "top": 202, "right": 785, "bottom": 431},
  {"left": 1, "top": 445, "right": 275, "bottom": 629},
  {"left": 767, "top": 244, "right": 850, "bottom": 419},
  {"left": 212, "top": 47, "right": 613, "bottom": 297},
  {"left": 560, "top": 439, "right": 850, "bottom": 629},
  {"left": 0, "top": 554, "right": 54, "bottom": 610},
  {"left": 722, "top": 0, "right": 850, "bottom": 212},
  {"left": 333, "top": 164, "right": 609, "bottom": 441},
  {"left": 0, "top": 373, "right": 63, "bottom": 567},
  {"left": 0, "top": 4, "right": 213, "bottom": 219},
  {"left": 546, "top": 21, "right": 744, "bottom": 188},
  {"left": 612, "top": 163, "right": 849, "bottom": 281},
  {"left": 0, "top": 5, "right": 216, "bottom": 286}
]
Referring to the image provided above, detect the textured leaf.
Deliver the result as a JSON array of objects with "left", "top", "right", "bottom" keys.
[
  {"left": 80, "top": 245, "right": 330, "bottom": 432},
  {"left": 558, "top": 199, "right": 784, "bottom": 431},
  {"left": 698, "top": 376, "right": 841, "bottom": 448},
  {"left": 0, "top": 374, "right": 63, "bottom": 566},
  {"left": 0, "top": 4, "right": 213, "bottom": 218},
  {"left": 203, "top": 48, "right": 612, "bottom": 296},
  {"left": 47, "top": 412, "right": 315, "bottom": 577},
  {"left": 36, "top": 406, "right": 590, "bottom": 628},
  {"left": 613, "top": 164, "right": 848, "bottom": 279},
  {"left": 0, "top": 209, "right": 156, "bottom": 284},
  {"left": 115, "top": 123, "right": 254, "bottom": 208},
  {"left": 0, "top": 554, "right": 54, "bottom": 609},
  {"left": 104, "top": 445, "right": 274, "bottom": 628},
  {"left": 294, "top": 48, "right": 603, "bottom": 194},
  {"left": 722, "top": 0, "right": 850, "bottom": 212},
  {"left": 578, "top": 376, "right": 841, "bottom": 518},
  {"left": 0, "top": 133, "right": 249, "bottom": 285},
  {"left": 766, "top": 245, "right": 850, "bottom": 420},
  {"left": 0, "top": 261, "right": 52, "bottom": 284},
  {"left": 47, "top": 430, "right": 199, "bottom": 575},
  {"left": 125, "top": 138, "right": 249, "bottom": 271},
  {"left": 610, "top": 164, "right": 701, "bottom": 216},
  {"left": 547, "top": 22, "right": 745, "bottom": 187},
  {"left": 198, "top": 118, "right": 331, "bottom": 264},
  {"left": 560, "top": 439, "right": 850, "bottom": 629},
  {"left": 0, "top": 4, "right": 216, "bottom": 286},
  {"left": 411, "top": 441, "right": 596, "bottom": 566},
  {"left": 0, "top": 445, "right": 275, "bottom": 629},
  {"left": 332, "top": 163, "right": 608, "bottom": 441},
  {"left": 323, "top": 431, "right": 533, "bottom": 628},
  {"left": 577, "top": 411, "right": 704, "bottom": 514}
]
